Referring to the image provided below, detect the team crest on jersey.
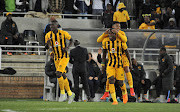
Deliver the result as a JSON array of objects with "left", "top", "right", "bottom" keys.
[
  {"left": 162, "top": 58, "right": 165, "bottom": 62},
  {"left": 111, "top": 48, "right": 116, "bottom": 53},
  {"left": 55, "top": 41, "right": 59, "bottom": 47}
]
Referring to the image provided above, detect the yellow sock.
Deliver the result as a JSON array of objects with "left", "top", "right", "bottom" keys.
[
  {"left": 64, "top": 78, "right": 72, "bottom": 96},
  {"left": 109, "top": 84, "right": 117, "bottom": 102},
  {"left": 120, "top": 83, "right": 127, "bottom": 95},
  {"left": 67, "top": 91, "right": 72, "bottom": 96},
  {"left": 61, "top": 90, "right": 65, "bottom": 94},
  {"left": 58, "top": 77, "right": 65, "bottom": 94},
  {"left": 126, "top": 72, "right": 133, "bottom": 88},
  {"left": 111, "top": 93, "right": 117, "bottom": 102},
  {"left": 105, "top": 79, "right": 109, "bottom": 92},
  {"left": 64, "top": 78, "right": 70, "bottom": 91}
]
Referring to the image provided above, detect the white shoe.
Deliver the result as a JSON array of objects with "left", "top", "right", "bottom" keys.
[
  {"left": 68, "top": 92, "right": 75, "bottom": 104},
  {"left": 59, "top": 94, "right": 66, "bottom": 102}
]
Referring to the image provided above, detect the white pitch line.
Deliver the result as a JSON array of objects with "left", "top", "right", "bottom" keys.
[{"left": 1, "top": 109, "right": 17, "bottom": 112}]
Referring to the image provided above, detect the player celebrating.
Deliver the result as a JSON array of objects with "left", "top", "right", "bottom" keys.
[
  {"left": 98, "top": 22, "right": 135, "bottom": 100},
  {"left": 101, "top": 29, "right": 128, "bottom": 105},
  {"left": 45, "top": 20, "right": 75, "bottom": 104}
]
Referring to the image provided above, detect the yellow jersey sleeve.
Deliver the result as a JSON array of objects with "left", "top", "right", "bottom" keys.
[
  {"left": 122, "top": 42, "right": 127, "bottom": 51},
  {"left": 64, "top": 31, "right": 71, "bottom": 40},
  {"left": 45, "top": 32, "right": 50, "bottom": 44},
  {"left": 97, "top": 33, "right": 108, "bottom": 43},
  {"left": 117, "top": 31, "right": 127, "bottom": 43},
  {"left": 102, "top": 39, "right": 107, "bottom": 49}
]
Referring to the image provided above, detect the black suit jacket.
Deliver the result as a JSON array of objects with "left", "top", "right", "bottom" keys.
[{"left": 69, "top": 46, "right": 89, "bottom": 72}]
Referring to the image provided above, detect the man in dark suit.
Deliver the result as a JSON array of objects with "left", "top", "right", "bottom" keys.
[{"left": 69, "top": 39, "right": 91, "bottom": 102}]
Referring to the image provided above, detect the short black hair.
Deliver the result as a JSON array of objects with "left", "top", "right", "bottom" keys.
[
  {"left": 160, "top": 47, "right": 166, "bottom": 52},
  {"left": 112, "top": 21, "right": 120, "bottom": 26}
]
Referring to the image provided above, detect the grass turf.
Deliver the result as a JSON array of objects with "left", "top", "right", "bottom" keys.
[{"left": 0, "top": 99, "right": 179, "bottom": 112}]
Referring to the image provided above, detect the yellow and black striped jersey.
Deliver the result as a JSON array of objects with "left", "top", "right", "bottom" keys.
[
  {"left": 45, "top": 30, "right": 71, "bottom": 59},
  {"left": 102, "top": 38, "right": 127, "bottom": 68}
]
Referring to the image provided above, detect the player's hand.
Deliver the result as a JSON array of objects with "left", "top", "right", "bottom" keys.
[
  {"left": 94, "top": 77, "right": 98, "bottom": 80},
  {"left": 63, "top": 47, "right": 69, "bottom": 52},
  {"left": 89, "top": 76, "right": 93, "bottom": 80},
  {"left": 104, "top": 29, "right": 110, "bottom": 34},
  {"left": 47, "top": 39, "right": 51, "bottom": 44},
  {"left": 141, "top": 80, "right": 145, "bottom": 84},
  {"left": 112, "top": 29, "right": 119, "bottom": 34},
  {"left": 98, "top": 48, "right": 102, "bottom": 54},
  {"left": 55, "top": 71, "right": 62, "bottom": 78},
  {"left": 62, "top": 73, "right": 67, "bottom": 79}
]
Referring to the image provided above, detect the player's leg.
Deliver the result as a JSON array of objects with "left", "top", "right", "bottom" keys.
[
  {"left": 58, "top": 57, "right": 75, "bottom": 104},
  {"left": 55, "top": 60, "right": 65, "bottom": 102},
  {"left": 57, "top": 76, "right": 65, "bottom": 102},
  {"left": 124, "top": 66, "right": 135, "bottom": 96},
  {"left": 100, "top": 79, "right": 110, "bottom": 100},
  {"left": 122, "top": 55, "right": 135, "bottom": 96},
  {"left": 116, "top": 67, "right": 128, "bottom": 104},
  {"left": 107, "top": 66, "right": 118, "bottom": 105}
]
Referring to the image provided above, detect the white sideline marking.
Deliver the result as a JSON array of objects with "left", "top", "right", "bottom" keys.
[
  {"left": 1, "top": 109, "right": 18, "bottom": 112},
  {"left": 39, "top": 107, "right": 78, "bottom": 110},
  {"left": 39, "top": 108, "right": 70, "bottom": 110}
]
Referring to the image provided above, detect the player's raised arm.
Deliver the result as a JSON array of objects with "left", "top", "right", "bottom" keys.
[
  {"left": 97, "top": 29, "right": 109, "bottom": 43},
  {"left": 117, "top": 31, "right": 127, "bottom": 43}
]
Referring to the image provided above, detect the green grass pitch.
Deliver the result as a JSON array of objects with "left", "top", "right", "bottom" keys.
[{"left": 0, "top": 99, "right": 179, "bottom": 112}]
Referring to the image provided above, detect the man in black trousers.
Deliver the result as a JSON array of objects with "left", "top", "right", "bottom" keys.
[
  {"left": 154, "top": 47, "right": 174, "bottom": 103},
  {"left": 69, "top": 39, "right": 91, "bottom": 102},
  {"left": 131, "top": 58, "right": 151, "bottom": 102}
]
